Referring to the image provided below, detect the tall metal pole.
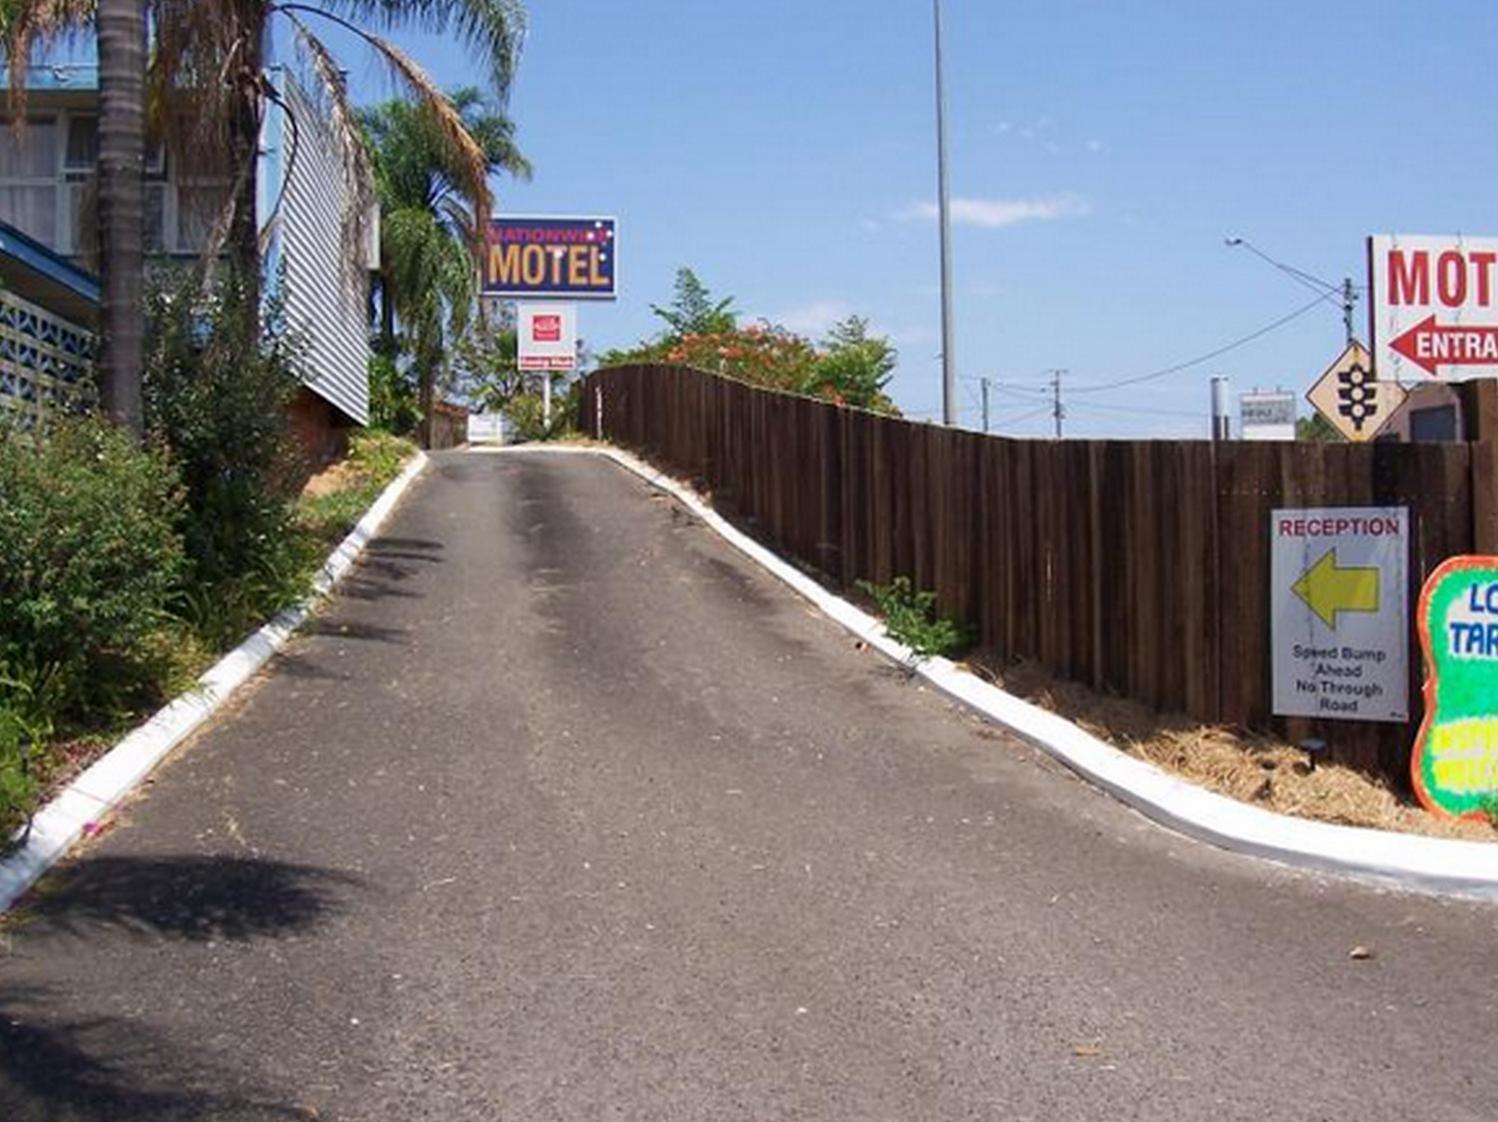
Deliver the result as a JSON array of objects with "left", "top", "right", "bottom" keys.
[
  {"left": 980, "top": 376, "right": 990, "bottom": 434},
  {"left": 933, "top": 0, "right": 958, "bottom": 426}
]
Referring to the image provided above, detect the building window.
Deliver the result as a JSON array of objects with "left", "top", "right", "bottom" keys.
[{"left": 0, "top": 117, "right": 59, "bottom": 247}]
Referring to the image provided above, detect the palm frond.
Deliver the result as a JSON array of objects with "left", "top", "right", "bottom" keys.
[
  {"left": 277, "top": 5, "right": 494, "bottom": 241},
  {"left": 306, "top": 0, "right": 526, "bottom": 100},
  {"left": 282, "top": 10, "right": 377, "bottom": 283},
  {"left": 0, "top": 0, "right": 97, "bottom": 113}
]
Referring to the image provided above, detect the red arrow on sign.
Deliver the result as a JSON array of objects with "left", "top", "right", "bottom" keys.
[{"left": 1389, "top": 314, "right": 1498, "bottom": 375}]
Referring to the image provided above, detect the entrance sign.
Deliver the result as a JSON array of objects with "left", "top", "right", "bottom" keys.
[
  {"left": 1305, "top": 340, "right": 1406, "bottom": 442},
  {"left": 1271, "top": 507, "right": 1409, "bottom": 722},
  {"left": 1412, "top": 556, "right": 1498, "bottom": 818},
  {"left": 484, "top": 216, "right": 618, "bottom": 300},
  {"left": 1369, "top": 234, "right": 1498, "bottom": 381},
  {"left": 518, "top": 303, "right": 578, "bottom": 371}
]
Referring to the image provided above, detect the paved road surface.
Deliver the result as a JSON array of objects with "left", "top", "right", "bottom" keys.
[{"left": 2, "top": 450, "right": 1495, "bottom": 1120}]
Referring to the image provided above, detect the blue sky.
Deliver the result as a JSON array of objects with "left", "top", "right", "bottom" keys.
[{"left": 211, "top": 4, "right": 1498, "bottom": 434}]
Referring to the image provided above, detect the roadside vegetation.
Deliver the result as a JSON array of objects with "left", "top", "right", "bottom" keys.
[
  {"left": 602, "top": 268, "right": 902, "bottom": 416},
  {"left": 857, "top": 577, "right": 973, "bottom": 669},
  {"left": 0, "top": 276, "right": 416, "bottom": 841},
  {"left": 964, "top": 655, "right": 1498, "bottom": 842},
  {"left": 0, "top": 4, "right": 525, "bottom": 841}
]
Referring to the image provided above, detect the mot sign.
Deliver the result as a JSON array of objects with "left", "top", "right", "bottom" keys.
[
  {"left": 1369, "top": 234, "right": 1498, "bottom": 382},
  {"left": 1271, "top": 507, "right": 1409, "bottom": 722},
  {"left": 518, "top": 303, "right": 577, "bottom": 372},
  {"left": 484, "top": 216, "right": 617, "bottom": 300}
]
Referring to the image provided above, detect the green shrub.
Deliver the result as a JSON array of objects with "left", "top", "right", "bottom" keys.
[
  {"left": 368, "top": 350, "right": 420, "bottom": 436},
  {"left": 0, "top": 419, "right": 186, "bottom": 688},
  {"left": 144, "top": 272, "right": 302, "bottom": 583},
  {"left": 857, "top": 576, "right": 973, "bottom": 668},
  {"left": 143, "top": 271, "right": 310, "bottom": 647},
  {"left": 504, "top": 386, "right": 579, "bottom": 442},
  {"left": 347, "top": 429, "right": 415, "bottom": 482}
]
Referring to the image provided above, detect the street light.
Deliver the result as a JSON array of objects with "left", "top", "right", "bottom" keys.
[{"left": 933, "top": 0, "right": 957, "bottom": 426}]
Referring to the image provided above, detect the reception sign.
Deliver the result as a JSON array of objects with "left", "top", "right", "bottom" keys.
[{"left": 1412, "top": 556, "right": 1498, "bottom": 818}]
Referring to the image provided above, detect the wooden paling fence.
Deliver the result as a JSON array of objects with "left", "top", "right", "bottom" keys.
[{"left": 583, "top": 364, "right": 1487, "bottom": 787}]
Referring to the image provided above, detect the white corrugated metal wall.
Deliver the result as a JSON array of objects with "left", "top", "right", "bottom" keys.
[{"left": 266, "top": 70, "right": 371, "bottom": 426}]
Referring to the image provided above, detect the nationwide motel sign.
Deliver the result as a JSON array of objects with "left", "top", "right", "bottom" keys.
[
  {"left": 1369, "top": 233, "right": 1498, "bottom": 382},
  {"left": 483, "top": 215, "right": 618, "bottom": 300}
]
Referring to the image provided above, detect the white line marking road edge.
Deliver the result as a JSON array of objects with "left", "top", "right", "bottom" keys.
[
  {"left": 0, "top": 452, "right": 431, "bottom": 913},
  {"left": 486, "top": 443, "right": 1498, "bottom": 899}
]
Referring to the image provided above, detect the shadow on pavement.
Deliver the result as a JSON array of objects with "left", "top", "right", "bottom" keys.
[
  {"left": 337, "top": 557, "right": 425, "bottom": 603},
  {"left": 16, "top": 854, "right": 362, "bottom": 943},
  {"left": 301, "top": 618, "right": 410, "bottom": 645},
  {"left": 366, "top": 536, "right": 444, "bottom": 554},
  {"left": 0, "top": 856, "right": 361, "bottom": 1118},
  {"left": 0, "top": 984, "right": 313, "bottom": 1121}
]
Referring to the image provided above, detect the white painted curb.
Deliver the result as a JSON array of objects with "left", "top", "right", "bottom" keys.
[
  {"left": 0, "top": 452, "right": 430, "bottom": 913},
  {"left": 488, "top": 443, "right": 1498, "bottom": 899}
]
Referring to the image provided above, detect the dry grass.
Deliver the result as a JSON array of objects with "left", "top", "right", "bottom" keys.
[
  {"left": 300, "top": 458, "right": 364, "bottom": 499},
  {"left": 963, "top": 655, "right": 1497, "bottom": 844}
]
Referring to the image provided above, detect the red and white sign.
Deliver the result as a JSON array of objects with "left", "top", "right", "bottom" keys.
[
  {"left": 1369, "top": 234, "right": 1498, "bottom": 382},
  {"left": 531, "top": 314, "right": 562, "bottom": 343},
  {"left": 518, "top": 303, "right": 577, "bottom": 372}
]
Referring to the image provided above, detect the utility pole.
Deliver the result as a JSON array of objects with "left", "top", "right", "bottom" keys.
[
  {"left": 933, "top": 0, "right": 958, "bottom": 426},
  {"left": 1342, "top": 277, "right": 1357, "bottom": 343},
  {"left": 1049, "top": 369, "right": 1067, "bottom": 438},
  {"left": 980, "top": 376, "right": 990, "bottom": 434}
]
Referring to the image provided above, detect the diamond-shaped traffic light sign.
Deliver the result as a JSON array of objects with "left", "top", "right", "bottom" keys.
[{"left": 1306, "top": 341, "right": 1407, "bottom": 442}]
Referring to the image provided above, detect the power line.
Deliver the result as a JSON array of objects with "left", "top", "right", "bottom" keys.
[
  {"left": 1225, "top": 236, "right": 1348, "bottom": 298},
  {"left": 1067, "top": 294, "right": 1327, "bottom": 395},
  {"left": 1003, "top": 405, "right": 1052, "bottom": 428},
  {"left": 1068, "top": 401, "right": 1204, "bottom": 420}
]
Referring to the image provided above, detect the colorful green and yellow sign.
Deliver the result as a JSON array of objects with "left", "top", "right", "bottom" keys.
[{"left": 1413, "top": 556, "right": 1498, "bottom": 818}]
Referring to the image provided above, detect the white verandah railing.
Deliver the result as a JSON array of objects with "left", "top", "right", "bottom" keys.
[{"left": 0, "top": 288, "right": 97, "bottom": 432}]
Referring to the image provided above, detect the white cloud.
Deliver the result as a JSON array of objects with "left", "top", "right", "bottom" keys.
[
  {"left": 896, "top": 194, "right": 1091, "bottom": 229},
  {"left": 860, "top": 217, "right": 882, "bottom": 233},
  {"left": 767, "top": 299, "right": 854, "bottom": 336},
  {"left": 1086, "top": 138, "right": 1104, "bottom": 153}
]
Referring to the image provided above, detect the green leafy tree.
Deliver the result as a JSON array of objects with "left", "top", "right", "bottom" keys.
[
  {"left": 1296, "top": 413, "right": 1341, "bottom": 442},
  {"left": 360, "top": 87, "right": 531, "bottom": 446},
  {"left": 650, "top": 267, "right": 738, "bottom": 339},
  {"left": 807, "top": 315, "right": 898, "bottom": 411}
]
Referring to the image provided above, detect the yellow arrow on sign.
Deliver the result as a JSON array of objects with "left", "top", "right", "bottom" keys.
[{"left": 1292, "top": 548, "right": 1380, "bottom": 628}]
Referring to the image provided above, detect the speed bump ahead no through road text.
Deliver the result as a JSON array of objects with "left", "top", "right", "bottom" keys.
[{"left": 1272, "top": 507, "right": 1409, "bottom": 722}]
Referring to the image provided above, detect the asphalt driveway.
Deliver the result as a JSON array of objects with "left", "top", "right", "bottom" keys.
[{"left": 2, "top": 449, "right": 1495, "bottom": 1121}]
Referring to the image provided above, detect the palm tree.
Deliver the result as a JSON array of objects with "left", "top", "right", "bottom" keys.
[
  {"left": 359, "top": 87, "right": 529, "bottom": 445},
  {"left": 4, "top": 0, "right": 526, "bottom": 327},
  {"left": 96, "top": 0, "right": 145, "bottom": 436}
]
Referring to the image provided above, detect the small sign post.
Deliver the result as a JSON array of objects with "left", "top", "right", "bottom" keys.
[
  {"left": 1239, "top": 390, "right": 1297, "bottom": 441},
  {"left": 518, "top": 303, "right": 578, "bottom": 428},
  {"left": 1412, "top": 556, "right": 1498, "bottom": 818},
  {"left": 1271, "top": 507, "right": 1410, "bottom": 722}
]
